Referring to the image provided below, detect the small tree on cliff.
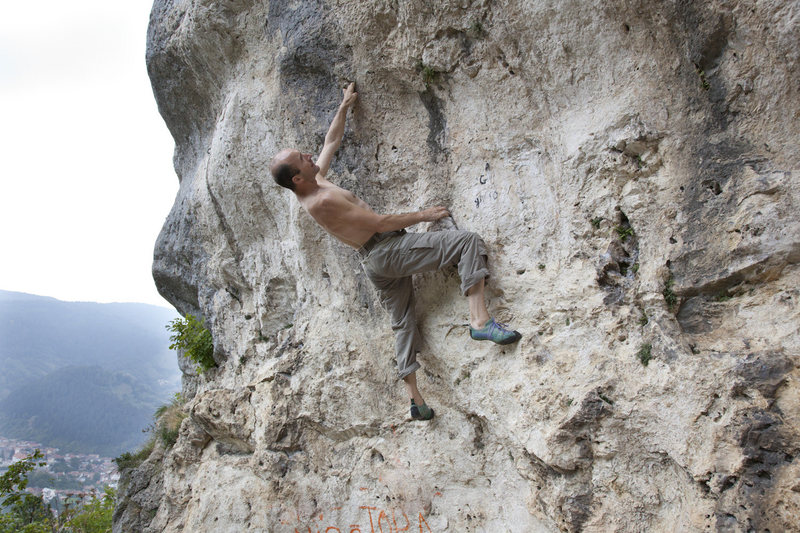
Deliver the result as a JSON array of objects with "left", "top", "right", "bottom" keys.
[{"left": 167, "top": 314, "right": 216, "bottom": 373}]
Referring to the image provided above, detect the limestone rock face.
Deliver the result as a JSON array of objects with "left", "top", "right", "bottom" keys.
[{"left": 118, "top": 0, "right": 799, "bottom": 531}]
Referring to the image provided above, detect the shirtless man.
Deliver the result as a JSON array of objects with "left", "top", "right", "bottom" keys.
[{"left": 270, "top": 83, "right": 521, "bottom": 421}]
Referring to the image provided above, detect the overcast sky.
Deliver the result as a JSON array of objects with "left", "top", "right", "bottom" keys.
[{"left": 0, "top": 0, "right": 178, "bottom": 307}]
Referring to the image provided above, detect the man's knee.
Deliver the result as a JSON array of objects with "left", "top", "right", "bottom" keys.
[
  {"left": 460, "top": 230, "right": 484, "bottom": 246},
  {"left": 390, "top": 317, "right": 414, "bottom": 332},
  {"left": 458, "top": 231, "right": 488, "bottom": 257}
]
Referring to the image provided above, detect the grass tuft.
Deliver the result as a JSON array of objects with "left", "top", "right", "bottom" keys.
[
  {"left": 637, "top": 343, "right": 652, "bottom": 366},
  {"left": 114, "top": 440, "right": 155, "bottom": 471},
  {"left": 663, "top": 276, "right": 677, "bottom": 308},
  {"left": 694, "top": 63, "right": 711, "bottom": 90},
  {"left": 598, "top": 393, "right": 614, "bottom": 405},
  {"left": 615, "top": 225, "right": 634, "bottom": 242},
  {"left": 714, "top": 290, "right": 731, "bottom": 302},
  {"left": 470, "top": 20, "right": 485, "bottom": 37},
  {"left": 155, "top": 393, "right": 187, "bottom": 448},
  {"left": 114, "top": 394, "right": 187, "bottom": 470}
]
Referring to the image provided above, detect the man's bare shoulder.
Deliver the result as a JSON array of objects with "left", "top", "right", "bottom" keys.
[
  {"left": 300, "top": 188, "right": 344, "bottom": 225},
  {"left": 313, "top": 183, "right": 360, "bottom": 205},
  {"left": 304, "top": 185, "right": 340, "bottom": 210}
]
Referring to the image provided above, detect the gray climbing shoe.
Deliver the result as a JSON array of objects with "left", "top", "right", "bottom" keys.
[
  {"left": 469, "top": 318, "right": 522, "bottom": 345},
  {"left": 410, "top": 399, "right": 434, "bottom": 421}
]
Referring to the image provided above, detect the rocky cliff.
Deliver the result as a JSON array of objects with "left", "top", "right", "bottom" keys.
[{"left": 115, "top": 0, "right": 800, "bottom": 531}]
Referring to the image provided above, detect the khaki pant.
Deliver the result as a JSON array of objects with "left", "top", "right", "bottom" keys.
[{"left": 361, "top": 230, "right": 489, "bottom": 379}]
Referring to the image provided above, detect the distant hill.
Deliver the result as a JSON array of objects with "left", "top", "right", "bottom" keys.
[
  {"left": 0, "top": 290, "right": 181, "bottom": 455},
  {"left": 0, "top": 366, "right": 157, "bottom": 456}
]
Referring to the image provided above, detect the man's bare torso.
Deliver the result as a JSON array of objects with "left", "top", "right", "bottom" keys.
[{"left": 298, "top": 179, "right": 376, "bottom": 249}]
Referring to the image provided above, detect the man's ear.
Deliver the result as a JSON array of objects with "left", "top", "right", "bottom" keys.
[{"left": 292, "top": 173, "right": 303, "bottom": 185}]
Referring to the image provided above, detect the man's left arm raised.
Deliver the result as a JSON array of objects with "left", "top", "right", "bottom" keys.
[{"left": 316, "top": 82, "right": 358, "bottom": 179}]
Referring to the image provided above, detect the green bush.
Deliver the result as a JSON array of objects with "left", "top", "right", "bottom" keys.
[
  {"left": 167, "top": 314, "right": 216, "bottom": 373},
  {"left": 61, "top": 487, "right": 115, "bottom": 533},
  {"left": 0, "top": 515, "right": 51, "bottom": 533}
]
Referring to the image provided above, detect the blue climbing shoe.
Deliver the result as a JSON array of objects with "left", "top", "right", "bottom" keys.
[
  {"left": 410, "top": 399, "right": 435, "bottom": 421},
  {"left": 469, "top": 318, "right": 522, "bottom": 345}
]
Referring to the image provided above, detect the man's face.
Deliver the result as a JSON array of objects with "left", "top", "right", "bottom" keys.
[{"left": 288, "top": 149, "right": 319, "bottom": 182}]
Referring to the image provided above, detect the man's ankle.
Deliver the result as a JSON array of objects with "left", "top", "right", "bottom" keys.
[{"left": 470, "top": 317, "right": 491, "bottom": 330}]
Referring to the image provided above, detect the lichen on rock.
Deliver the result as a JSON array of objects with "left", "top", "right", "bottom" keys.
[{"left": 115, "top": 0, "right": 799, "bottom": 531}]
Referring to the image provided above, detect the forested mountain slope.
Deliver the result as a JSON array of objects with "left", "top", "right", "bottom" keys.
[{"left": 0, "top": 290, "right": 180, "bottom": 455}]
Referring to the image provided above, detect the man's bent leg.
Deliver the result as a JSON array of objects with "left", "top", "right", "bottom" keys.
[
  {"left": 466, "top": 277, "right": 491, "bottom": 329},
  {"left": 371, "top": 275, "right": 423, "bottom": 381},
  {"left": 389, "top": 230, "right": 492, "bottom": 328},
  {"left": 436, "top": 232, "right": 521, "bottom": 345},
  {"left": 371, "top": 275, "right": 435, "bottom": 419},
  {"left": 367, "top": 230, "right": 490, "bottom": 290},
  {"left": 371, "top": 230, "right": 521, "bottom": 345}
]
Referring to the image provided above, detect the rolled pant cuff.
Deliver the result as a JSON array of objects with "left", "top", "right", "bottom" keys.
[
  {"left": 461, "top": 268, "right": 490, "bottom": 296},
  {"left": 398, "top": 361, "right": 421, "bottom": 380}
]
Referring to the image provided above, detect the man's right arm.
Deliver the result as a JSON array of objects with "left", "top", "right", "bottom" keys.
[
  {"left": 376, "top": 206, "right": 451, "bottom": 232},
  {"left": 313, "top": 192, "right": 450, "bottom": 235},
  {"left": 316, "top": 83, "right": 358, "bottom": 179}
]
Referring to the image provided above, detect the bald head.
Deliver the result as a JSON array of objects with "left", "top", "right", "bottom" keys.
[{"left": 270, "top": 149, "right": 299, "bottom": 190}]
